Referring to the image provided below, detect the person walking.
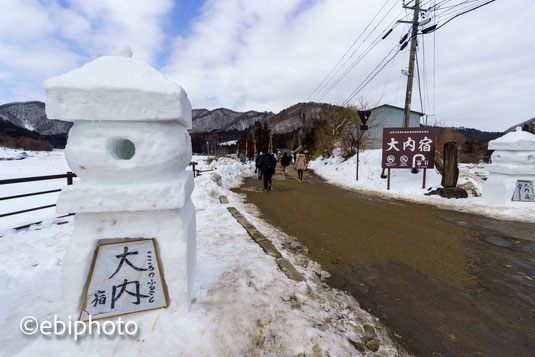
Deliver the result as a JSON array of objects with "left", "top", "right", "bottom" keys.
[
  {"left": 255, "top": 151, "right": 263, "bottom": 180},
  {"left": 280, "top": 152, "right": 290, "bottom": 175},
  {"left": 258, "top": 150, "right": 277, "bottom": 191},
  {"left": 295, "top": 150, "right": 307, "bottom": 181}
]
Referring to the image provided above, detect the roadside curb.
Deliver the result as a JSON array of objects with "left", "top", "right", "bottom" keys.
[{"left": 225, "top": 202, "right": 304, "bottom": 282}]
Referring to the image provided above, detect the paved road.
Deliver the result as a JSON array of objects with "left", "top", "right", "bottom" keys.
[{"left": 234, "top": 166, "right": 535, "bottom": 356}]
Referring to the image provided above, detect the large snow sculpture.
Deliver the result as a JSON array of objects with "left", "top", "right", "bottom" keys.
[
  {"left": 482, "top": 127, "right": 535, "bottom": 206},
  {"left": 43, "top": 46, "right": 196, "bottom": 317}
]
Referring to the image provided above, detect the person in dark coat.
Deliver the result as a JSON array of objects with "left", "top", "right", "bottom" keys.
[
  {"left": 258, "top": 150, "right": 277, "bottom": 191},
  {"left": 255, "top": 151, "right": 263, "bottom": 180},
  {"left": 280, "top": 152, "right": 291, "bottom": 175}
]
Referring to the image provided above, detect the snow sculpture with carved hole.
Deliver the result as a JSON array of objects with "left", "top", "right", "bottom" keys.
[{"left": 43, "top": 46, "right": 196, "bottom": 320}]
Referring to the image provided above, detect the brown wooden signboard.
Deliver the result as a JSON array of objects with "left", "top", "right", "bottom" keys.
[{"left": 382, "top": 127, "right": 437, "bottom": 169}]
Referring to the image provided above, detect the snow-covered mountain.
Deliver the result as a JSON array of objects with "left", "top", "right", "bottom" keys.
[
  {"left": 0, "top": 101, "right": 328, "bottom": 138},
  {"left": 0, "top": 101, "right": 73, "bottom": 135},
  {"left": 266, "top": 102, "right": 323, "bottom": 134},
  {"left": 0, "top": 101, "right": 276, "bottom": 136},
  {"left": 505, "top": 117, "right": 535, "bottom": 133},
  {"left": 191, "top": 108, "right": 274, "bottom": 133}
]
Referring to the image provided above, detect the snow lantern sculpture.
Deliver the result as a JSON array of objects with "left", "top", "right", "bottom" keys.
[
  {"left": 482, "top": 127, "right": 535, "bottom": 205},
  {"left": 43, "top": 46, "right": 196, "bottom": 317}
]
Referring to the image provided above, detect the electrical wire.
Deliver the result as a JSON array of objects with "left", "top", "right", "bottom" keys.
[
  {"left": 306, "top": 0, "right": 394, "bottom": 101},
  {"left": 341, "top": 45, "right": 402, "bottom": 106},
  {"left": 314, "top": 1, "right": 402, "bottom": 101},
  {"left": 415, "top": 50, "right": 425, "bottom": 114},
  {"left": 434, "top": 0, "right": 496, "bottom": 31}
]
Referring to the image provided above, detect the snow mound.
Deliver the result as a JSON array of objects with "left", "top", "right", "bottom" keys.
[{"left": 309, "top": 150, "right": 535, "bottom": 223}]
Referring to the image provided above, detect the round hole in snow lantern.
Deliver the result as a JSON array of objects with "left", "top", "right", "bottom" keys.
[{"left": 110, "top": 138, "right": 136, "bottom": 160}]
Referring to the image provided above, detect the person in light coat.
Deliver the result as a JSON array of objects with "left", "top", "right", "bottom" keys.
[{"left": 295, "top": 150, "right": 307, "bottom": 181}]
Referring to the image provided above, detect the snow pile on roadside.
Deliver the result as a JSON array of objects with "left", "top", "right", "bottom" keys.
[
  {"left": 0, "top": 152, "right": 403, "bottom": 356},
  {"left": 309, "top": 150, "right": 535, "bottom": 223}
]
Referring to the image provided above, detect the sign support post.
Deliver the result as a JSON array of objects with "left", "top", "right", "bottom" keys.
[
  {"left": 387, "top": 168, "right": 391, "bottom": 190},
  {"left": 422, "top": 168, "right": 426, "bottom": 188},
  {"left": 356, "top": 110, "right": 371, "bottom": 181},
  {"left": 356, "top": 138, "right": 360, "bottom": 180}
]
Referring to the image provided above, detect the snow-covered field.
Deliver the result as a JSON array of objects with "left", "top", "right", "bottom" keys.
[
  {"left": 0, "top": 149, "right": 402, "bottom": 356},
  {"left": 309, "top": 149, "right": 535, "bottom": 223}
]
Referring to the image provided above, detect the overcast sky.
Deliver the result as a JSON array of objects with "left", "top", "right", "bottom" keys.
[{"left": 1, "top": 0, "right": 533, "bottom": 131}]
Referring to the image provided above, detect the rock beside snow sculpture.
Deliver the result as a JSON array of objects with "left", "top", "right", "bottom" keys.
[
  {"left": 43, "top": 46, "right": 196, "bottom": 318},
  {"left": 482, "top": 127, "right": 535, "bottom": 206}
]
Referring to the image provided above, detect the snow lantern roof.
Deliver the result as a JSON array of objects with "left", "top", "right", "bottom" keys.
[
  {"left": 489, "top": 127, "right": 535, "bottom": 151},
  {"left": 43, "top": 46, "right": 192, "bottom": 128}
]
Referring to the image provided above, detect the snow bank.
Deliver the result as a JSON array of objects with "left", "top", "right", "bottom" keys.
[
  {"left": 309, "top": 150, "right": 535, "bottom": 223},
  {"left": 0, "top": 153, "right": 403, "bottom": 356}
]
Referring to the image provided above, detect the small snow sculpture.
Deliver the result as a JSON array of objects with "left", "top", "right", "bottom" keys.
[
  {"left": 43, "top": 46, "right": 196, "bottom": 317},
  {"left": 482, "top": 127, "right": 535, "bottom": 206}
]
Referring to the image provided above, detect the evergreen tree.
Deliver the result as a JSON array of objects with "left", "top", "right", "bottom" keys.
[
  {"left": 237, "top": 132, "right": 248, "bottom": 156},
  {"left": 247, "top": 132, "right": 255, "bottom": 160},
  {"left": 261, "top": 122, "right": 271, "bottom": 152}
]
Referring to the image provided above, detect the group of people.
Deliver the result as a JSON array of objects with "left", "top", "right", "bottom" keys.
[{"left": 255, "top": 150, "right": 307, "bottom": 191}]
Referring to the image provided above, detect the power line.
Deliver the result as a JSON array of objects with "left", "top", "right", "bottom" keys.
[
  {"left": 306, "top": 0, "right": 393, "bottom": 101},
  {"left": 415, "top": 50, "right": 425, "bottom": 114},
  {"left": 380, "top": 43, "right": 398, "bottom": 100},
  {"left": 311, "top": 1, "right": 404, "bottom": 102},
  {"left": 421, "top": 35, "right": 432, "bottom": 115},
  {"left": 434, "top": 0, "right": 496, "bottom": 31},
  {"left": 341, "top": 45, "right": 402, "bottom": 106}
]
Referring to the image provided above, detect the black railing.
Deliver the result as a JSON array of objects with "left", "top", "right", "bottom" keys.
[
  {"left": 2, "top": 163, "right": 209, "bottom": 230},
  {"left": 0, "top": 172, "right": 76, "bottom": 220}
]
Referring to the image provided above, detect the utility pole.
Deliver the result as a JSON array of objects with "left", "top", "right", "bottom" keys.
[
  {"left": 268, "top": 132, "right": 273, "bottom": 153},
  {"left": 403, "top": 0, "right": 420, "bottom": 128},
  {"left": 298, "top": 112, "right": 305, "bottom": 148}
]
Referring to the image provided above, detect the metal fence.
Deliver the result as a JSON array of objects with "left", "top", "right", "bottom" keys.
[
  {"left": 0, "top": 172, "right": 76, "bottom": 229},
  {"left": 1, "top": 162, "right": 212, "bottom": 230}
]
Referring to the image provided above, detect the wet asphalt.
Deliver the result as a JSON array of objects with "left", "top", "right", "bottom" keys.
[{"left": 233, "top": 166, "right": 535, "bottom": 357}]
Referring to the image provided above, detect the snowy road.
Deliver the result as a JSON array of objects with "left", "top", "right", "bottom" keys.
[{"left": 235, "top": 166, "right": 535, "bottom": 356}]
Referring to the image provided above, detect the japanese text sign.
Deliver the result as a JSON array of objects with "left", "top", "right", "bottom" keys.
[
  {"left": 382, "top": 127, "right": 437, "bottom": 169},
  {"left": 512, "top": 181, "right": 535, "bottom": 202},
  {"left": 79, "top": 239, "right": 168, "bottom": 321}
]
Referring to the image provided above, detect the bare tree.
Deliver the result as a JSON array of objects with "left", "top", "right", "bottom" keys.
[
  {"left": 311, "top": 104, "right": 352, "bottom": 158},
  {"left": 310, "top": 99, "right": 386, "bottom": 159},
  {"left": 340, "top": 99, "right": 386, "bottom": 160}
]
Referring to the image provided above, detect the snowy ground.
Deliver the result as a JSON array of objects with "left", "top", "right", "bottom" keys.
[
  {"left": 0, "top": 149, "right": 403, "bottom": 356},
  {"left": 309, "top": 149, "right": 535, "bottom": 223}
]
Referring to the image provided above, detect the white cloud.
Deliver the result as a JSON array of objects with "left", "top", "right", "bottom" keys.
[
  {"left": 2, "top": 0, "right": 534, "bottom": 131},
  {"left": 0, "top": 0, "right": 173, "bottom": 102},
  {"left": 65, "top": 0, "right": 174, "bottom": 62},
  {"left": 164, "top": 0, "right": 535, "bottom": 131}
]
